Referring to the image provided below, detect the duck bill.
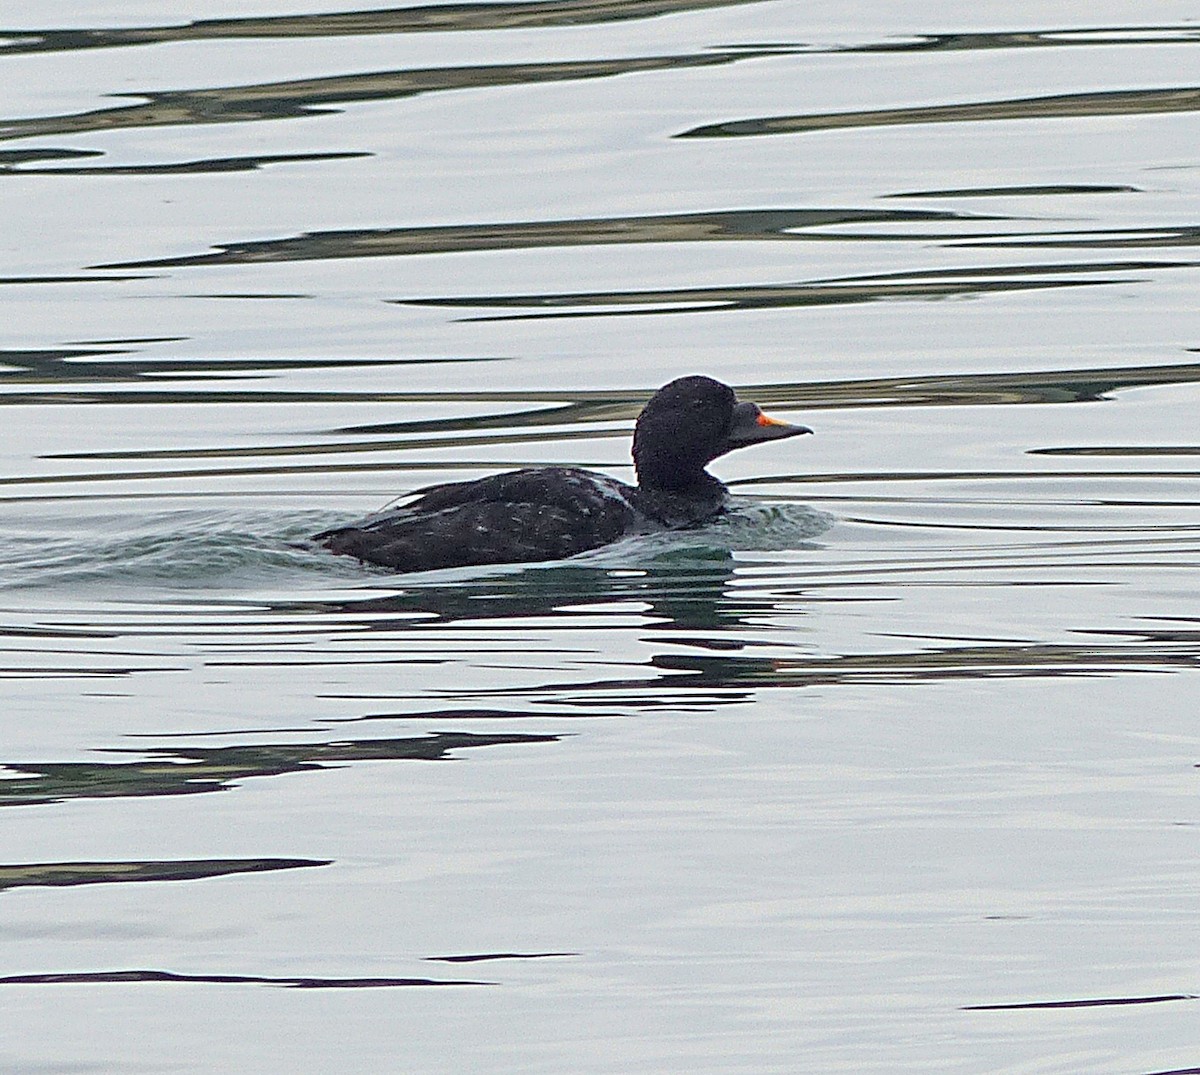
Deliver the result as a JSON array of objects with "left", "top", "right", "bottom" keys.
[{"left": 725, "top": 400, "right": 812, "bottom": 448}]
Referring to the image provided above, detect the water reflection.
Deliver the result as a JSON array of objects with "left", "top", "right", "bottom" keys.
[
  {"left": 465, "top": 633, "right": 1200, "bottom": 706},
  {"left": 16, "top": 359, "right": 1200, "bottom": 436},
  {"left": 962, "top": 225, "right": 1200, "bottom": 250},
  {"left": 5, "top": 358, "right": 1200, "bottom": 501},
  {"left": 1032, "top": 445, "right": 1200, "bottom": 457},
  {"left": 965, "top": 994, "right": 1196, "bottom": 1010},
  {"left": 403, "top": 273, "right": 1123, "bottom": 320},
  {"left": 0, "top": 149, "right": 370, "bottom": 176},
  {"left": 5, "top": 13, "right": 1196, "bottom": 60},
  {"left": 279, "top": 551, "right": 750, "bottom": 631},
  {"left": 678, "top": 86, "right": 1200, "bottom": 138},
  {"left": 0, "top": 345, "right": 492, "bottom": 386},
  {"left": 93, "top": 202, "right": 1195, "bottom": 287},
  {"left": 0, "top": 731, "right": 559, "bottom": 806},
  {"left": 427, "top": 952, "right": 574, "bottom": 963},
  {"left": 0, "top": 970, "right": 488, "bottom": 988},
  {"left": 0, "top": 49, "right": 791, "bottom": 146},
  {"left": 884, "top": 183, "right": 1139, "bottom": 198},
  {"left": 14, "top": 555, "right": 1200, "bottom": 811},
  {"left": 0, "top": 274, "right": 143, "bottom": 285},
  {"left": 5, "top": 544, "right": 1200, "bottom": 762},
  {"left": 0, "top": 858, "right": 328, "bottom": 891},
  {"left": 251, "top": 552, "right": 1200, "bottom": 693},
  {"left": 819, "top": 25, "right": 1200, "bottom": 54},
  {"left": 0, "top": 0, "right": 763, "bottom": 55},
  {"left": 96, "top": 206, "right": 977, "bottom": 270}
]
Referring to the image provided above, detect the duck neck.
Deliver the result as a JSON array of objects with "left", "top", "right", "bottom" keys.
[
  {"left": 632, "top": 466, "right": 729, "bottom": 527},
  {"left": 635, "top": 463, "right": 721, "bottom": 495}
]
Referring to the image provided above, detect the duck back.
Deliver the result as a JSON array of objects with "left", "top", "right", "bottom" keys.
[{"left": 314, "top": 467, "right": 638, "bottom": 572}]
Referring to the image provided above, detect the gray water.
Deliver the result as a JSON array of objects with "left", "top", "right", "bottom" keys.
[{"left": 2, "top": 1, "right": 1199, "bottom": 1071}]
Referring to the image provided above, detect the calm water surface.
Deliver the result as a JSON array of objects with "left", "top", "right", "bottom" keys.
[{"left": 1, "top": 1, "right": 1199, "bottom": 1071}]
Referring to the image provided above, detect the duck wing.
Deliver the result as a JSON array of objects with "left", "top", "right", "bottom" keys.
[{"left": 314, "top": 467, "right": 637, "bottom": 572}]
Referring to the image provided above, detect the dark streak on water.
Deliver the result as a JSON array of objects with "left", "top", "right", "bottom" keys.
[
  {"left": 93, "top": 207, "right": 981, "bottom": 270},
  {"left": 678, "top": 87, "right": 1200, "bottom": 139},
  {"left": 965, "top": 993, "right": 1197, "bottom": 1010},
  {"left": 0, "top": 149, "right": 372, "bottom": 176},
  {"left": 0, "top": 970, "right": 489, "bottom": 988},
  {"left": 0, "top": 49, "right": 795, "bottom": 146},
  {"left": 0, "top": 858, "right": 330, "bottom": 891},
  {"left": 0, "top": 0, "right": 766, "bottom": 54},
  {"left": 427, "top": 951, "right": 576, "bottom": 962},
  {"left": 1, "top": 732, "right": 562, "bottom": 807},
  {"left": 5, "top": 11, "right": 1197, "bottom": 57}
]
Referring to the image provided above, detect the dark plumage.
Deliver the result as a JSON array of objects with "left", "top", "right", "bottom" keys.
[{"left": 314, "top": 375, "right": 810, "bottom": 572}]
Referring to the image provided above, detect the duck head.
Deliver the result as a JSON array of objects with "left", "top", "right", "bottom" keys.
[{"left": 632, "top": 375, "right": 811, "bottom": 492}]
